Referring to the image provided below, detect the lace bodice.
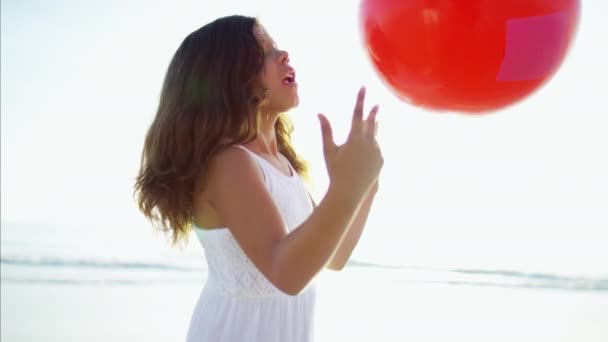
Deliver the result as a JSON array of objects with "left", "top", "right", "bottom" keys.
[{"left": 194, "top": 146, "right": 314, "bottom": 298}]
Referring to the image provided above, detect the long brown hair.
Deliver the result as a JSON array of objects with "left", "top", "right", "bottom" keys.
[{"left": 134, "top": 15, "right": 308, "bottom": 245}]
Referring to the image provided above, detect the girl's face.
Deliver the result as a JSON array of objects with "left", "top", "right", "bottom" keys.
[{"left": 255, "top": 25, "right": 299, "bottom": 114}]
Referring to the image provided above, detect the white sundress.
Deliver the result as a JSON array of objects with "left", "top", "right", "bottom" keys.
[{"left": 186, "top": 145, "right": 316, "bottom": 342}]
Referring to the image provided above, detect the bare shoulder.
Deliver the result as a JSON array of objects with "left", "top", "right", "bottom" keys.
[
  {"left": 202, "top": 146, "right": 287, "bottom": 279},
  {"left": 193, "top": 146, "right": 263, "bottom": 228},
  {"left": 206, "top": 147, "right": 263, "bottom": 194},
  {"left": 209, "top": 145, "right": 253, "bottom": 168},
  {"left": 204, "top": 146, "right": 276, "bottom": 223}
]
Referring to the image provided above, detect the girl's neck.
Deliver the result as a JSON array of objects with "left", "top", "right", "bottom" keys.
[
  {"left": 246, "top": 112, "right": 279, "bottom": 156},
  {"left": 244, "top": 136, "right": 278, "bottom": 156}
]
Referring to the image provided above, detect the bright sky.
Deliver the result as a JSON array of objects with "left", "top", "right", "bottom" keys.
[{"left": 2, "top": 0, "right": 607, "bottom": 273}]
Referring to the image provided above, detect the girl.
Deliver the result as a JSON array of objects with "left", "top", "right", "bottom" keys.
[{"left": 135, "top": 15, "right": 382, "bottom": 342}]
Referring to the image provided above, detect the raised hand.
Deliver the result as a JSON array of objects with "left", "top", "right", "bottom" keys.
[{"left": 318, "top": 86, "right": 383, "bottom": 201}]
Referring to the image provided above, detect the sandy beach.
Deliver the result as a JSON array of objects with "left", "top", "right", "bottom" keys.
[{"left": 2, "top": 266, "right": 607, "bottom": 342}]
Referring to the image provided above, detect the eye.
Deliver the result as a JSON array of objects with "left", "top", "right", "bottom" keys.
[{"left": 265, "top": 47, "right": 279, "bottom": 59}]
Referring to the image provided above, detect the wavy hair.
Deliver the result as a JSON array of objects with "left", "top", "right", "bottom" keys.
[{"left": 134, "top": 15, "right": 308, "bottom": 245}]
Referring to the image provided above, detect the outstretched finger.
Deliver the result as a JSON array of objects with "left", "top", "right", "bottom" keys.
[
  {"left": 318, "top": 113, "right": 337, "bottom": 154},
  {"left": 351, "top": 86, "right": 366, "bottom": 128},
  {"left": 365, "top": 105, "right": 380, "bottom": 139}
]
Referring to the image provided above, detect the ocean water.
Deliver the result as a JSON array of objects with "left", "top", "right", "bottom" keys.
[{"left": 2, "top": 222, "right": 607, "bottom": 341}]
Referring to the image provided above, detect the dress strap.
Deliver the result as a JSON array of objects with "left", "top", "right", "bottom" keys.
[
  {"left": 233, "top": 145, "right": 269, "bottom": 183},
  {"left": 233, "top": 145, "right": 295, "bottom": 179}
]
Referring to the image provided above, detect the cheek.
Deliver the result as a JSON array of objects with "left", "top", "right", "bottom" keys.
[
  {"left": 262, "top": 61, "right": 280, "bottom": 84},
  {"left": 260, "top": 67, "right": 272, "bottom": 88}
]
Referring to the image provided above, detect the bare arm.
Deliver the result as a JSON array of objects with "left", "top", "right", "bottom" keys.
[
  {"left": 207, "top": 87, "right": 382, "bottom": 295},
  {"left": 326, "top": 181, "right": 378, "bottom": 271}
]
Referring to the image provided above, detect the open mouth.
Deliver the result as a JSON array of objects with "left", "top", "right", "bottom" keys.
[{"left": 282, "top": 71, "right": 297, "bottom": 85}]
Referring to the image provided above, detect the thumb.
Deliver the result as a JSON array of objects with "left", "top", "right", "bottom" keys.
[{"left": 318, "top": 113, "right": 336, "bottom": 154}]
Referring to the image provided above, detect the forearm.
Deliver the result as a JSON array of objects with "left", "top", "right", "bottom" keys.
[
  {"left": 327, "top": 189, "right": 376, "bottom": 270},
  {"left": 270, "top": 185, "right": 363, "bottom": 294}
]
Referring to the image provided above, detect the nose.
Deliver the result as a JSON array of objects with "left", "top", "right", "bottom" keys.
[{"left": 278, "top": 50, "right": 289, "bottom": 64}]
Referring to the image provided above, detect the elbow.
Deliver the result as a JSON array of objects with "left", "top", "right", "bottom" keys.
[
  {"left": 268, "top": 268, "right": 308, "bottom": 296},
  {"left": 273, "top": 279, "right": 307, "bottom": 296},
  {"left": 326, "top": 256, "right": 347, "bottom": 271},
  {"left": 326, "top": 262, "right": 346, "bottom": 271},
  {"left": 280, "top": 286, "right": 304, "bottom": 297}
]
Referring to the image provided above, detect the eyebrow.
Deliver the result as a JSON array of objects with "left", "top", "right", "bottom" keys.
[
  {"left": 257, "top": 28, "right": 278, "bottom": 50},
  {"left": 263, "top": 35, "right": 277, "bottom": 49}
]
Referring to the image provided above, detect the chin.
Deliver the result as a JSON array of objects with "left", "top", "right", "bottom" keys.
[
  {"left": 276, "top": 96, "right": 299, "bottom": 113},
  {"left": 289, "top": 96, "right": 299, "bottom": 109},
  {"left": 263, "top": 91, "right": 299, "bottom": 112}
]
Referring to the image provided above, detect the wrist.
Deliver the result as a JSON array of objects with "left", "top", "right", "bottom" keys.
[
  {"left": 368, "top": 179, "right": 379, "bottom": 196},
  {"left": 326, "top": 183, "right": 363, "bottom": 211}
]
